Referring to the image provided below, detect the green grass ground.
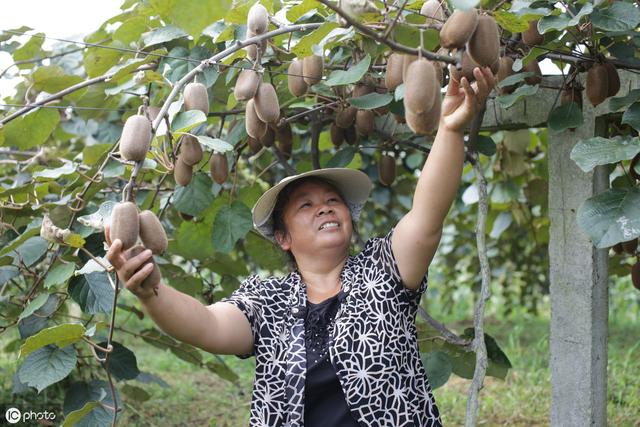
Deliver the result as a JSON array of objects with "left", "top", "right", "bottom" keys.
[{"left": 2, "top": 283, "right": 639, "bottom": 426}]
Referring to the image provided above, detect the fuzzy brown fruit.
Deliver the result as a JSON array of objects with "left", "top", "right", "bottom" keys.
[
  {"left": 496, "top": 56, "right": 516, "bottom": 94},
  {"left": 448, "top": 51, "right": 480, "bottom": 83},
  {"left": 183, "top": 82, "right": 209, "bottom": 115},
  {"left": 355, "top": 109, "right": 375, "bottom": 136},
  {"left": 402, "top": 54, "right": 418, "bottom": 82},
  {"left": 379, "top": 154, "right": 396, "bottom": 186},
  {"left": 259, "top": 126, "right": 276, "bottom": 147},
  {"left": 125, "top": 245, "right": 161, "bottom": 290},
  {"left": 330, "top": 122, "right": 344, "bottom": 147},
  {"left": 179, "top": 134, "right": 203, "bottom": 166},
  {"left": 253, "top": 82, "right": 280, "bottom": 123},
  {"left": 287, "top": 60, "right": 308, "bottom": 97},
  {"left": 405, "top": 95, "right": 441, "bottom": 135},
  {"left": 421, "top": 0, "right": 445, "bottom": 25},
  {"left": 523, "top": 60, "right": 542, "bottom": 85},
  {"left": 110, "top": 202, "right": 140, "bottom": 250},
  {"left": 209, "top": 152, "right": 228, "bottom": 185},
  {"left": 247, "top": 137, "right": 262, "bottom": 154},
  {"left": 632, "top": 262, "right": 640, "bottom": 290},
  {"left": 174, "top": 156, "right": 193, "bottom": 186},
  {"left": 343, "top": 125, "right": 357, "bottom": 145},
  {"left": 302, "top": 55, "right": 324, "bottom": 85},
  {"left": 440, "top": 9, "right": 479, "bottom": 49},
  {"left": 467, "top": 15, "right": 500, "bottom": 67},
  {"left": 247, "top": 3, "right": 269, "bottom": 34},
  {"left": 234, "top": 69, "right": 261, "bottom": 101},
  {"left": 560, "top": 86, "right": 582, "bottom": 108},
  {"left": 245, "top": 99, "right": 268, "bottom": 139},
  {"left": 336, "top": 105, "right": 357, "bottom": 128},
  {"left": 275, "top": 122, "right": 293, "bottom": 148},
  {"left": 586, "top": 64, "right": 609, "bottom": 106},
  {"left": 385, "top": 53, "right": 404, "bottom": 91},
  {"left": 522, "top": 20, "right": 543, "bottom": 46},
  {"left": 138, "top": 210, "right": 168, "bottom": 255},
  {"left": 119, "top": 114, "right": 152, "bottom": 162},
  {"left": 622, "top": 238, "right": 638, "bottom": 255},
  {"left": 404, "top": 59, "right": 439, "bottom": 115},
  {"left": 604, "top": 62, "right": 620, "bottom": 97}
]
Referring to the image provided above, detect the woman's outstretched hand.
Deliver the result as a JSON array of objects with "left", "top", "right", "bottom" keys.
[
  {"left": 104, "top": 224, "right": 158, "bottom": 300},
  {"left": 440, "top": 66, "right": 496, "bottom": 133}
]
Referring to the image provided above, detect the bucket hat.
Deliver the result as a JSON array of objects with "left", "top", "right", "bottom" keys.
[{"left": 252, "top": 168, "right": 372, "bottom": 242}]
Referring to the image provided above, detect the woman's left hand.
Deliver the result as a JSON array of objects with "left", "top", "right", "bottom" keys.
[{"left": 439, "top": 66, "right": 496, "bottom": 133}]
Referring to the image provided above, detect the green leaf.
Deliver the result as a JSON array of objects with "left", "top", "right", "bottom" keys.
[
  {"left": 33, "top": 160, "right": 78, "bottom": 180},
  {"left": 548, "top": 102, "right": 583, "bottom": 132},
  {"left": 326, "top": 146, "right": 357, "bottom": 168},
  {"left": 490, "top": 211, "right": 513, "bottom": 239},
  {"left": 287, "top": 0, "right": 320, "bottom": 22},
  {"left": 18, "top": 345, "right": 77, "bottom": 393},
  {"left": 63, "top": 380, "right": 122, "bottom": 427},
  {"left": 494, "top": 10, "right": 536, "bottom": 33},
  {"left": 68, "top": 272, "right": 115, "bottom": 315},
  {"left": 496, "top": 72, "right": 533, "bottom": 89},
  {"left": 196, "top": 135, "right": 234, "bottom": 153},
  {"left": 577, "top": 187, "right": 640, "bottom": 248},
  {"left": 173, "top": 172, "right": 215, "bottom": 216},
  {"left": 171, "top": 110, "right": 207, "bottom": 134},
  {"left": 469, "top": 135, "right": 496, "bottom": 156},
  {"left": 326, "top": 55, "right": 371, "bottom": 86},
  {"left": 243, "top": 232, "right": 286, "bottom": 270},
  {"left": 591, "top": 2, "right": 640, "bottom": 32},
  {"left": 83, "top": 43, "right": 124, "bottom": 78},
  {"left": 166, "top": 0, "right": 230, "bottom": 42},
  {"left": 496, "top": 84, "right": 538, "bottom": 109},
  {"left": 621, "top": 102, "right": 640, "bottom": 131},
  {"left": 2, "top": 108, "right": 60, "bottom": 150},
  {"left": 32, "top": 65, "right": 84, "bottom": 93},
  {"left": 12, "top": 33, "right": 44, "bottom": 66},
  {"left": 570, "top": 136, "right": 640, "bottom": 172},
  {"left": 113, "top": 16, "right": 150, "bottom": 44},
  {"left": 19, "top": 323, "right": 86, "bottom": 359},
  {"left": 142, "top": 25, "right": 188, "bottom": 47},
  {"left": 206, "top": 360, "right": 240, "bottom": 383},
  {"left": 96, "top": 341, "right": 140, "bottom": 381},
  {"left": 12, "top": 236, "right": 49, "bottom": 267},
  {"left": 120, "top": 384, "right": 151, "bottom": 402},
  {"left": 19, "top": 293, "right": 50, "bottom": 321},
  {"left": 212, "top": 201, "right": 253, "bottom": 253},
  {"left": 393, "top": 25, "right": 439, "bottom": 50},
  {"left": 538, "top": 3, "right": 593, "bottom": 34},
  {"left": 61, "top": 401, "right": 98, "bottom": 427},
  {"left": 347, "top": 92, "right": 393, "bottom": 109},
  {"left": 174, "top": 220, "right": 215, "bottom": 260},
  {"left": 421, "top": 351, "right": 452, "bottom": 389},
  {"left": 610, "top": 89, "right": 640, "bottom": 112},
  {"left": 291, "top": 22, "right": 339, "bottom": 57}
]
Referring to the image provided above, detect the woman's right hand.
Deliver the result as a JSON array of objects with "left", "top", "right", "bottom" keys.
[{"left": 104, "top": 224, "right": 158, "bottom": 300}]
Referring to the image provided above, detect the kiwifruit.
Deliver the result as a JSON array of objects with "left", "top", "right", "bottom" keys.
[
  {"left": 632, "top": 262, "right": 640, "bottom": 290},
  {"left": 234, "top": 69, "right": 261, "bottom": 101},
  {"left": 183, "top": 82, "right": 209, "bottom": 115},
  {"left": 522, "top": 20, "right": 543, "bottom": 46},
  {"left": 604, "top": 62, "right": 620, "bottom": 97},
  {"left": 421, "top": 0, "right": 445, "bottom": 25},
  {"left": 379, "top": 154, "right": 396, "bottom": 186},
  {"left": 278, "top": 134, "right": 293, "bottom": 159},
  {"left": 119, "top": 114, "right": 152, "bottom": 162},
  {"left": 406, "top": 93, "right": 441, "bottom": 135},
  {"left": 560, "top": 86, "right": 582, "bottom": 108},
  {"left": 496, "top": 56, "right": 516, "bottom": 94},
  {"left": 355, "top": 109, "right": 375, "bottom": 136},
  {"left": 110, "top": 201, "right": 140, "bottom": 250},
  {"left": 330, "top": 122, "right": 344, "bottom": 147},
  {"left": 245, "top": 99, "right": 268, "bottom": 139},
  {"left": 247, "top": 137, "right": 262, "bottom": 154},
  {"left": 179, "top": 134, "right": 203, "bottom": 166},
  {"left": 467, "top": 15, "right": 500, "bottom": 67},
  {"left": 433, "top": 60, "right": 444, "bottom": 87},
  {"left": 448, "top": 50, "right": 479, "bottom": 83},
  {"left": 138, "top": 210, "right": 168, "bottom": 255},
  {"left": 404, "top": 59, "right": 439, "bottom": 115},
  {"left": 523, "top": 60, "right": 542, "bottom": 85},
  {"left": 275, "top": 122, "right": 293, "bottom": 148},
  {"left": 336, "top": 105, "right": 357, "bottom": 128},
  {"left": 245, "top": 30, "right": 267, "bottom": 60},
  {"left": 287, "top": 60, "right": 307, "bottom": 96},
  {"left": 302, "top": 55, "right": 323, "bottom": 85},
  {"left": 343, "top": 125, "right": 357, "bottom": 145},
  {"left": 586, "top": 63, "right": 609, "bottom": 106},
  {"left": 174, "top": 156, "right": 193, "bottom": 186},
  {"left": 622, "top": 238, "right": 638, "bottom": 255},
  {"left": 385, "top": 53, "right": 404, "bottom": 91},
  {"left": 440, "top": 9, "right": 479, "bottom": 49},
  {"left": 402, "top": 54, "right": 418, "bottom": 82},
  {"left": 209, "top": 152, "right": 228, "bottom": 185},
  {"left": 259, "top": 126, "right": 276, "bottom": 147},
  {"left": 125, "top": 245, "right": 161, "bottom": 290},
  {"left": 353, "top": 81, "right": 373, "bottom": 98},
  {"left": 146, "top": 106, "right": 161, "bottom": 122},
  {"left": 490, "top": 57, "right": 500, "bottom": 75},
  {"left": 247, "top": 3, "right": 269, "bottom": 34},
  {"left": 253, "top": 82, "right": 280, "bottom": 123}
]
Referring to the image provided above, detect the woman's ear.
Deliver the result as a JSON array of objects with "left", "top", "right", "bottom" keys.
[{"left": 274, "top": 230, "right": 291, "bottom": 251}]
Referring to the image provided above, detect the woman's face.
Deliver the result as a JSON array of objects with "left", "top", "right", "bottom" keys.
[{"left": 275, "top": 180, "right": 353, "bottom": 256}]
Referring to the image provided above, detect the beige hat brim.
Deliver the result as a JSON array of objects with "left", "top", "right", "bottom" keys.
[{"left": 252, "top": 168, "right": 373, "bottom": 242}]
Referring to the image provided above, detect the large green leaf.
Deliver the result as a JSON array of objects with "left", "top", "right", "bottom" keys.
[
  {"left": 570, "top": 136, "right": 640, "bottom": 172},
  {"left": 172, "top": 172, "right": 216, "bottom": 216},
  {"left": 96, "top": 341, "right": 140, "bottom": 381},
  {"left": 12, "top": 33, "right": 44, "bottom": 67},
  {"left": 393, "top": 25, "right": 439, "bottom": 50},
  {"left": 421, "top": 351, "right": 452, "bottom": 389},
  {"left": 32, "top": 65, "right": 84, "bottom": 93},
  {"left": 174, "top": 220, "right": 215, "bottom": 260},
  {"left": 325, "top": 54, "right": 371, "bottom": 86},
  {"left": 609, "top": 89, "right": 640, "bottom": 112},
  {"left": 112, "top": 16, "right": 150, "bottom": 44},
  {"left": 63, "top": 380, "right": 122, "bottom": 427},
  {"left": 2, "top": 108, "right": 60, "bottom": 150},
  {"left": 206, "top": 360, "right": 240, "bottom": 383},
  {"left": 18, "top": 345, "right": 77, "bottom": 392},
  {"left": 496, "top": 84, "right": 539, "bottom": 109},
  {"left": 11, "top": 236, "right": 49, "bottom": 267},
  {"left": 548, "top": 102, "right": 583, "bottom": 132},
  {"left": 326, "top": 146, "right": 357, "bottom": 168},
  {"left": 348, "top": 92, "right": 393, "bottom": 110},
  {"left": 243, "top": 231, "right": 286, "bottom": 271},
  {"left": 83, "top": 43, "right": 124, "bottom": 78},
  {"left": 18, "top": 293, "right": 50, "bottom": 321},
  {"left": 538, "top": 3, "right": 593, "bottom": 34},
  {"left": 33, "top": 160, "right": 78, "bottom": 180},
  {"left": 291, "top": 22, "right": 339, "bottom": 57},
  {"left": 61, "top": 402, "right": 98, "bottom": 427},
  {"left": 166, "top": 0, "right": 230, "bottom": 42},
  {"left": 197, "top": 135, "right": 234, "bottom": 153},
  {"left": 621, "top": 102, "right": 640, "bottom": 132},
  {"left": 68, "top": 272, "right": 115, "bottom": 315},
  {"left": 577, "top": 187, "right": 640, "bottom": 248},
  {"left": 591, "top": 2, "right": 640, "bottom": 32},
  {"left": 287, "top": 0, "right": 321, "bottom": 22},
  {"left": 19, "top": 323, "right": 86, "bottom": 359},
  {"left": 171, "top": 110, "right": 207, "bottom": 134},
  {"left": 142, "top": 25, "right": 188, "bottom": 47},
  {"left": 212, "top": 201, "right": 253, "bottom": 253}
]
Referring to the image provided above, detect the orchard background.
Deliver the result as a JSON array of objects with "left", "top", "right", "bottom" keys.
[{"left": 1, "top": 0, "right": 639, "bottom": 426}]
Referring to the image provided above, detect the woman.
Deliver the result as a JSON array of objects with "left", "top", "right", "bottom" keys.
[{"left": 105, "top": 66, "right": 495, "bottom": 426}]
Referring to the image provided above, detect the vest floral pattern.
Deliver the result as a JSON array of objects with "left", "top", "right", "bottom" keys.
[{"left": 220, "top": 227, "right": 442, "bottom": 426}]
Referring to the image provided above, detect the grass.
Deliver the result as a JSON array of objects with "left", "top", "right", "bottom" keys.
[{"left": 1, "top": 284, "right": 639, "bottom": 427}]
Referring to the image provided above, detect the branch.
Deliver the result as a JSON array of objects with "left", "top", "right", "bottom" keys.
[{"left": 418, "top": 307, "right": 471, "bottom": 347}]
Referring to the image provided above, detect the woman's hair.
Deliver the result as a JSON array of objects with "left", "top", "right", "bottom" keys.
[{"left": 271, "top": 176, "right": 353, "bottom": 271}]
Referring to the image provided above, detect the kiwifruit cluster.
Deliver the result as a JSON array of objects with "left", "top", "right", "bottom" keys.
[
  {"left": 183, "top": 82, "right": 209, "bottom": 115},
  {"left": 523, "top": 60, "right": 542, "bottom": 85},
  {"left": 234, "top": 69, "right": 261, "bottom": 101},
  {"left": 209, "top": 152, "right": 228, "bottom": 184},
  {"left": 378, "top": 152, "right": 396, "bottom": 186},
  {"left": 119, "top": 113, "right": 152, "bottom": 162},
  {"left": 245, "top": 3, "right": 269, "bottom": 60},
  {"left": 124, "top": 246, "right": 162, "bottom": 289},
  {"left": 110, "top": 203, "right": 168, "bottom": 256},
  {"left": 466, "top": 15, "right": 500, "bottom": 67},
  {"left": 439, "top": 8, "right": 479, "bottom": 49},
  {"left": 403, "top": 58, "right": 442, "bottom": 135},
  {"left": 522, "top": 20, "right": 543, "bottom": 46},
  {"left": 286, "top": 54, "right": 324, "bottom": 97},
  {"left": 178, "top": 134, "right": 204, "bottom": 166},
  {"left": 330, "top": 122, "right": 357, "bottom": 147},
  {"left": 244, "top": 81, "right": 281, "bottom": 137},
  {"left": 174, "top": 84, "right": 208, "bottom": 186},
  {"left": 586, "top": 62, "right": 620, "bottom": 106},
  {"left": 421, "top": 0, "right": 445, "bottom": 25}
]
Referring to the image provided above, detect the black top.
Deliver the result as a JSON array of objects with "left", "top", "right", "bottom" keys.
[{"left": 304, "top": 290, "right": 361, "bottom": 427}]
